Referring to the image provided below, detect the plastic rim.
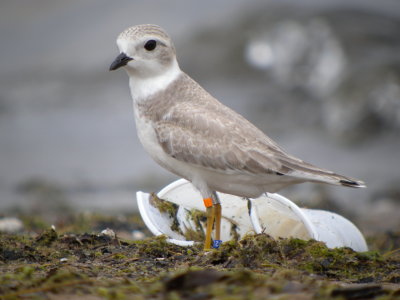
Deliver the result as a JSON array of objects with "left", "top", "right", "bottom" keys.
[
  {"left": 266, "top": 192, "right": 319, "bottom": 240},
  {"left": 157, "top": 180, "right": 320, "bottom": 241},
  {"left": 157, "top": 178, "right": 190, "bottom": 198},
  {"left": 136, "top": 190, "right": 194, "bottom": 247}
]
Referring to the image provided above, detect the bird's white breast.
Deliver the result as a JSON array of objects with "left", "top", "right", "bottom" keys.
[
  {"left": 133, "top": 107, "right": 165, "bottom": 164},
  {"left": 128, "top": 60, "right": 181, "bottom": 102},
  {"left": 132, "top": 107, "right": 197, "bottom": 181}
]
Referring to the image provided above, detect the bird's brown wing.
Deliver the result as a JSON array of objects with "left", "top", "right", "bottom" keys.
[{"left": 154, "top": 99, "right": 290, "bottom": 175}]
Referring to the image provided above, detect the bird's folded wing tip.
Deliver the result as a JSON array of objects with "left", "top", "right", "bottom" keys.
[{"left": 339, "top": 179, "right": 366, "bottom": 188}]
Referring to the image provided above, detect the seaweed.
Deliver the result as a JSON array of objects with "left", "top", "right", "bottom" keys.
[
  {"left": 0, "top": 213, "right": 399, "bottom": 300},
  {"left": 149, "top": 193, "right": 182, "bottom": 233}
]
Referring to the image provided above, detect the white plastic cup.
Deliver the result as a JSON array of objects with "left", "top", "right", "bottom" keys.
[
  {"left": 249, "top": 193, "right": 368, "bottom": 251},
  {"left": 136, "top": 179, "right": 254, "bottom": 246},
  {"left": 136, "top": 179, "right": 368, "bottom": 251}
]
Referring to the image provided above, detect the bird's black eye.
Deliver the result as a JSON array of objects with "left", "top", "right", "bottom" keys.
[{"left": 144, "top": 40, "right": 157, "bottom": 51}]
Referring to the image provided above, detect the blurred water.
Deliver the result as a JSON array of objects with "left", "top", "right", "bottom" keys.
[{"left": 1, "top": 0, "right": 399, "bottom": 228}]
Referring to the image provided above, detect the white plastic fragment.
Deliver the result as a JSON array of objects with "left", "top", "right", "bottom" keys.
[
  {"left": 0, "top": 217, "right": 24, "bottom": 233},
  {"left": 136, "top": 179, "right": 368, "bottom": 252},
  {"left": 249, "top": 193, "right": 368, "bottom": 251},
  {"left": 100, "top": 228, "right": 116, "bottom": 239},
  {"left": 132, "top": 230, "right": 145, "bottom": 240}
]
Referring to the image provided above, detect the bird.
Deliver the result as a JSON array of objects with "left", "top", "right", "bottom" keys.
[{"left": 109, "top": 24, "right": 365, "bottom": 250}]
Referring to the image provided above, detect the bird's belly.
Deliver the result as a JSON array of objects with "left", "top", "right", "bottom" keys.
[{"left": 190, "top": 168, "right": 284, "bottom": 197}]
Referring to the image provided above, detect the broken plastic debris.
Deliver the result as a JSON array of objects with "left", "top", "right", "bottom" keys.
[
  {"left": 100, "top": 228, "right": 116, "bottom": 239},
  {"left": 0, "top": 217, "right": 24, "bottom": 233},
  {"left": 132, "top": 230, "right": 145, "bottom": 240},
  {"left": 136, "top": 179, "right": 367, "bottom": 251}
]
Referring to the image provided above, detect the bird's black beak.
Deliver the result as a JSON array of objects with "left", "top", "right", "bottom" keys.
[{"left": 109, "top": 52, "right": 133, "bottom": 71}]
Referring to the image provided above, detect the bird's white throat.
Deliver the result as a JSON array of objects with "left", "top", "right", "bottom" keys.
[{"left": 128, "top": 60, "right": 181, "bottom": 103}]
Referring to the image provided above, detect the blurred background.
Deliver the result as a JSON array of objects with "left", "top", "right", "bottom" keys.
[{"left": 1, "top": 0, "right": 399, "bottom": 233}]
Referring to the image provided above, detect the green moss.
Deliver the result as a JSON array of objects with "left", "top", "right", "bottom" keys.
[
  {"left": 199, "top": 233, "right": 399, "bottom": 284},
  {"left": 97, "top": 287, "right": 127, "bottom": 300},
  {"left": 94, "top": 251, "right": 102, "bottom": 258},
  {"left": 149, "top": 193, "right": 181, "bottom": 233},
  {"left": 43, "top": 267, "right": 87, "bottom": 285},
  {"left": 0, "top": 212, "right": 399, "bottom": 300},
  {"left": 183, "top": 208, "right": 207, "bottom": 242},
  {"left": 184, "top": 228, "right": 204, "bottom": 242},
  {"left": 229, "top": 223, "right": 240, "bottom": 242},
  {"left": 35, "top": 228, "right": 58, "bottom": 246},
  {"left": 15, "top": 266, "right": 35, "bottom": 279},
  {"left": 188, "top": 208, "right": 207, "bottom": 226},
  {"left": 113, "top": 253, "right": 127, "bottom": 260},
  {"left": 356, "top": 250, "right": 383, "bottom": 261},
  {"left": 136, "top": 235, "right": 173, "bottom": 258}
]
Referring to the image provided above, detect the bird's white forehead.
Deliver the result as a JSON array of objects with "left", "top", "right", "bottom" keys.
[
  {"left": 118, "top": 24, "right": 170, "bottom": 42},
  {"left": 116, "top": 24, "right": 173, "bottom": 54},
  {"left": 116, "top": 38, "right": 135, "bottom": 54}
]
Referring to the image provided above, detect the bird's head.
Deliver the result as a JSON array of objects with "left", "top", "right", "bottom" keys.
[{"left": 109, "top": 24, "right": 178, "bottom": 79}]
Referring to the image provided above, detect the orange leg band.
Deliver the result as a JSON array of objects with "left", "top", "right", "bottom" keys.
[{"left": 203, "top": 197, "right": 213, "bottom": 208}]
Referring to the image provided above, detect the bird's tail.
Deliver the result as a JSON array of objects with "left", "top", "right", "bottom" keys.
[
  {"left": 278, "top": 157, "right": 366, "bottom": 188},
  {"left": 289, "top": 169, "right": 366, "bottom": 188}
]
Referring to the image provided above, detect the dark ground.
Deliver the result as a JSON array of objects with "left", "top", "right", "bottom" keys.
[{"left": 0, "top": 212, "right": 399, "bottom": 300}]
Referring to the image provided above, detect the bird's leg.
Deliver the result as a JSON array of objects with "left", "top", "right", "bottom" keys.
[
  {"left": 203, "top": 198, "right": 215, "bottom": 250},
  {"left": 213, "top": 192, "right": 222, "bottom": 248},
  {"left": 214, "top": 203, "right": 221, "bottom": 240},
  {"left": 203, "top": 193, "right": 222, "bottom": 250}
]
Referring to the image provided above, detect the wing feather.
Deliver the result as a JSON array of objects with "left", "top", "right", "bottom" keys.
[{"left": 155, "top": 100, "right": 284, "bottom": 175}]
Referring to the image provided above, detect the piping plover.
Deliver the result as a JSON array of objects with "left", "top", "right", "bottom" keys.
[{"left": 110, "top": 24, "right": 365, "bottom": 250}]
